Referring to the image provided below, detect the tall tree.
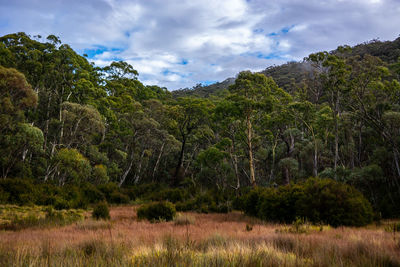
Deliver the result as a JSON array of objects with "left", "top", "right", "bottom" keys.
[
  {"left": 229, "top": 71, "right": 285, "bottom": 186},
  {"left": 308, "top": 48, "right": 351, "bottom": 178}
]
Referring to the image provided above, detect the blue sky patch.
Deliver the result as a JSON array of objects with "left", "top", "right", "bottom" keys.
[
  {"left": 268, "top": 25, "right": 295, "bottom": 37},
  {"left": 200, "top": 80, "right": 218, "bottom": 86},
  {"left": 83, "top": 45, "right": 122, "bottom": 59}
]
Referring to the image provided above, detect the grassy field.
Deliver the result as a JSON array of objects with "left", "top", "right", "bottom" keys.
[{"left": 0, "top": 205, "right": 399, "bottom": 266}]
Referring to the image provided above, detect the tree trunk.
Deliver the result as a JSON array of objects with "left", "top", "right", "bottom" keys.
[
  {"left": 43, "top": 93, "right": 52, "bottom": 150},
  {"left": 269, "top": 138, "right": 278, "bottom": 183},
  {"left": 334, "top": 91, "right": 339, "bottom": 180},
  {"left": 313, "top": 142, "right": 318, "bottom": 177},
  {"left": 392, "top": 147, "right": 400, "bottom": 190},
  {"left": 133, "top": 150, "right": 146, "bottom": 184},
  {"left": 284, "top": 167, "right": 290, "bottom": 185},
  {"left": 152, "top": 142, "right": 165, "bottom": 181},
  {"left": 247, "top": 113, "right": 256, "bottom": 187},
  {"left": 230, "top": 148, "right": 240, "bottom": 191},
  {"left": 119, "top": 152, "right": 134, "bottom": 187},
  {"left": 358, "top": 123, "right": 362, "bottom": 167},
  {"left": 174, "top": 135, "right": 186, "bottom": 185}
]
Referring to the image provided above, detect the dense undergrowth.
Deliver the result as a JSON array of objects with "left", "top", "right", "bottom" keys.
[{"left": 0, "top": 177, "right": 376, "bottom": 227}]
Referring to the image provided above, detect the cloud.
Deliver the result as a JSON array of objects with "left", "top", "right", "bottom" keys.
[{"left": 0, "top": 0, "right": 399, "bottom": 90}]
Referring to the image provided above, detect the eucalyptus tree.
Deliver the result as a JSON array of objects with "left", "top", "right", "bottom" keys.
[
  {"left": 168, "top": 97, "right": 213, "bottom": 185},
  {"left": 214, "top": 99, "right": 244, "bottom": 190},
  {"left": 0, "top": 66, "right": 41, "bottom": 178},
  {"left": 308, "top": 48, "right": 351, "bottom": 178},
  {"left": 229, "top": 71, "right": 290, "bottom": 186}
]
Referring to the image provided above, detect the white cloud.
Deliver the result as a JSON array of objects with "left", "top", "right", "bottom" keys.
[{"left": 0, "top": 0, "right": 399, "bottom": 89}]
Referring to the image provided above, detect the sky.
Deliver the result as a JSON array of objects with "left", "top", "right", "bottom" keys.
[{"left": 0, "top": 0, "right": 399, "bottom": 90}]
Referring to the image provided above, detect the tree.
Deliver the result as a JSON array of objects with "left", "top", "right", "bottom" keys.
[
  {"left": 169, "top": 97, "right": 212, "bottom": 185},
  {"left": 308, "top": 49, "right": 351, "bottom": 178},
  {"left": 50, "top": 148, "right": 91, "bottom": 185},
  {"left": 214, "top": 99, "right": 244, "bottom": 190},
  {"left": 0, "top": 66, "right": 39, "bottom": 178},
  {"left": 60, "top": 102, "right": 104, "bottom": 148},
  {"left": 229, "top": 71, "right": 286, "bottom": 186}
]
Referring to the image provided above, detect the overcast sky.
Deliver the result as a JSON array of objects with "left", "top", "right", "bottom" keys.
[{"left": 0, "top": 0, "right": 399, "bottom": 90}]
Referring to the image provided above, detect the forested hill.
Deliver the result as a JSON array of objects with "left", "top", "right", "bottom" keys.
[
  {"left": 172, "top": 77, "right": 236, "bottom": 98},
  {"left": 173, "top": 36, "right": 400, "bottom": 98}
]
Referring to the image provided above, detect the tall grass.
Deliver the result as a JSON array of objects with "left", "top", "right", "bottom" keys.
[{"left": 0, "top": 206, "right": 399, "bottom": 266}]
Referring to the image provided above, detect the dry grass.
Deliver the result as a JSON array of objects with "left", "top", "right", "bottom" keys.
[{"left": 0, "top": 205, "right": 399, "bottom": 266}]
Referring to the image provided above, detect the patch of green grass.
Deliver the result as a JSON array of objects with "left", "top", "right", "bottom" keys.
[{"left": 0, "top": 205, "right": 84, "bottom": 230}]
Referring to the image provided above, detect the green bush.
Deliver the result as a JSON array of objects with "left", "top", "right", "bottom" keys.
[
  {"left": 241, "top": 178, "right": 373, "bottom": 227},
  {"left": 81, "top": 183, "right": 105, "bottom": 204},
  {"left": 174, "top": 190, "right": 233, "bottom": 214},
  {"left": 150, "top": 188, "right": 187, "bottom": 203},
  {"left": 110, "top": 191, "right": 130, "bottom": 204},
  {"left": 92, "top": 201, "right": 110, "bottom": 220},
  {"left": 121, "top": 187, "right": 136, "bottom": 201},
  {"left": 97, "top": 182, "right": 119, "bottom": 202},
  {"left": 137, "top": 201, "right": 176, "bottom": 222},
  {"left": 130, "top": 183, "right": 166, "bottom": 200},
  {"left": 0, "top": 178, "right": 37, "bottom": 205},
  {"left": 175, "top": 200, "right": 196, "bottom": 212},
  {"left": 297, "top": 178, "right": 373, "bottom": 227},
  {"left": 53, "top": 197, "right": 71, "bottom": 210}
]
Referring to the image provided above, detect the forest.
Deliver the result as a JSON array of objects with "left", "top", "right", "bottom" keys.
[{"left": 1, "top": 32, "right": 400, "bottom": 223}]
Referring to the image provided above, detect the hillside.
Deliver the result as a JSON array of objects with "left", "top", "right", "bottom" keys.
[{"left": 173, "top": 37, "right": 400, "bottom": 98}]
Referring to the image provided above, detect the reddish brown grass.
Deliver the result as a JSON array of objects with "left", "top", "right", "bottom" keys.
[{"left": 0, "top": 206, "right": 399, "bottom": 266}]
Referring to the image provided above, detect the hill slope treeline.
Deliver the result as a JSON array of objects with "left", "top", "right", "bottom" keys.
[{"left": 1, "top": 32, "right": 400, "bottom": 217}]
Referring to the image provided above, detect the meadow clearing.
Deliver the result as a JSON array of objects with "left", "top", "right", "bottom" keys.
[{"left": 0, "top": 205, "right": 399, "bottom": 267}]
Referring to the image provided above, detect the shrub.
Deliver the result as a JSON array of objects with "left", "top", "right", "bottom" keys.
[
  {"left": 92, "top": 201, "right": 110, "bottom": 220},
  {"left": 110, "top": 191, "right": 130, "bottom": 204},
  {"left": 121, "top": 187, "right": 136, "bottom": 201},
  {"left": 137, "top": 201, "right": 176, "bottom": 222},
  {"left": 81, "top": 183, "right": 105, "bottom": 204},
  {"left": 53, "top": 197, "right": 71, "bottom": 210},
  {"left": 242, "top": 187, "right": 266, "bottom": 217},
  {"left": 298, "top": 178, "right": 373, "bottom": 227},
  {"left": 97, "top": 182, "right": 119, "bottom": 202},
  {"left": 175, "top": 200, "right": 196, "bottom": 212},
  {"left": 0, "top": 188, "right": 9, "bottom": 203},
  {"left": 240, "top": 178, "right": 374, "bottom": 227},
  {"left": 150, "top": 188, "right": 187, "bottom": 203},
  {"left": 130, "top": 183, "right": 166, "bottom": 199},
  {"left": 0, "top": 178, "right": 37, "bottom": 205}
]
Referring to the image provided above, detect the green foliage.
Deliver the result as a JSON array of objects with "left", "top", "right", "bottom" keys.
[
  {"left": 92, "top": 201, "right": 110, "bottom": 220},
  {"left": 241, "top": 178, "right": 373, "bottom": 227},
  {"left": 97, "top": 182, "right": 120, "bottom": 202},
  {"left": 110, "top": 191, "right": 130, "bottom": 204},
  {"left": 53, "top": 148, "right": 91, "bottom": 185},
  {"left": 91, "top": 164, "right": 109, "bottom": 185},
  {"left": 137, "top": 201, "right": 176, "bottom": 222},
  {"left": 0, "top": 205, "right": 84, "bottom": 230},
  {"left": 149, "top": 188, "right": 188, "bottom": 203},
  {"left": 81, "top": 183, "right": 105, "bottom": 204},
  {"left": 174, "top": 190, "right": 232, "bottom": 214},
  {"left": 53, "top": 197, "right": 71, "bottom": 210},
  {"left": 0, "top": 178, "right": 37, "bottom": 205}
]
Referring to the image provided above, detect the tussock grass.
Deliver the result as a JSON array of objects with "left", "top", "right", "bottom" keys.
[
  {"left": 174, "top": 213, "right": 195, "bottom": 226},
  {"left": 74, "top": 219, "right": 112, "bottom": 231},
  {"left": 0, "top": 205, "right": 399, "bottom": 266}
]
